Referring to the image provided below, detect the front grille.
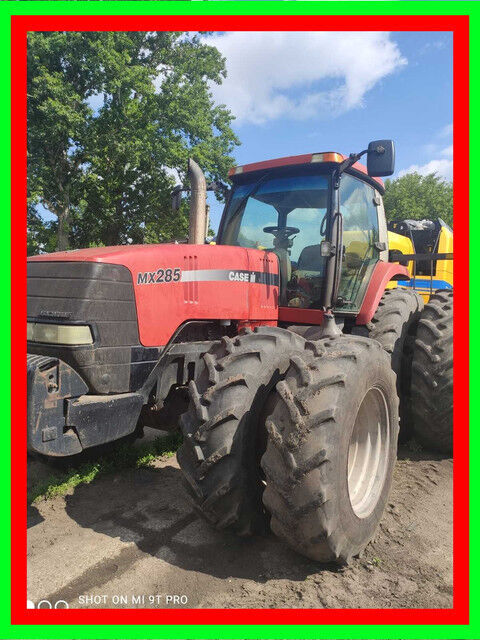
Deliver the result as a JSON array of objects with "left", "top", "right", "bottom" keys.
[{"left": 27, "top": 261, "right": 159, "bottom": 393}]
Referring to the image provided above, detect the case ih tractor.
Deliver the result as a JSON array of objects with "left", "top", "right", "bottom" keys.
[{"left": 27, "top": 140, "right": 453, "bottom": 563}]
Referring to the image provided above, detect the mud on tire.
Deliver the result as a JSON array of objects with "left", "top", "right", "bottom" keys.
[
  {"left": 177, "top": 326, "right": 306, "bottom": 536},
  {"left": 352, "top": 288, "right": 423, "bottom": 438},
  {"left": 261, "top": 336, "right": 399, "bottom": 564},
  {"left": 411, "top": 290, "right": 453, "bottom": 454}
]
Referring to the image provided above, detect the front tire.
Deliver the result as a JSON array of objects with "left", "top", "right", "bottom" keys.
[
  {"left": 261, "top": 336, "right": 399, "bottom": 564},
  {"left": 177, "top": 326, "right": 306, "bottom": 535}
]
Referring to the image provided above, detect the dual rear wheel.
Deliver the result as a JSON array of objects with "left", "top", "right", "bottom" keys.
[
  {"left": 355, "top": 288, "right": 453, "bottom": 453},
  {"left": 178, "top": 327, "right": 399, "bottom": 563}
]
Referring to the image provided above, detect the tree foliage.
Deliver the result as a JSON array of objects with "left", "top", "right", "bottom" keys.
[
  {"left": 27, "top": 204, "right": 57, "bottom": 256},
  {"left": 383, "top": 172, "right": 453, "bottom": 227},
  {"left": 27, "top": 31, "right": 239, "bottom": 253}
]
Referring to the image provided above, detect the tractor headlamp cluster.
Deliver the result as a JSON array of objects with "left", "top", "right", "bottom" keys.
[{"left": 27, "top": 322, "right": 93, "bottom": 345}]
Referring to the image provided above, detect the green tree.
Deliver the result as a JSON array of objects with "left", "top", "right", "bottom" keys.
[
  {"left": 383, "top": 172, "right": 453, "bottom": 227},
  {"left": 28, "top": 32, "right": 95, "bottom": 250},
  {"left": 28, "top": 31, "right": 239, "bottom": 251}
]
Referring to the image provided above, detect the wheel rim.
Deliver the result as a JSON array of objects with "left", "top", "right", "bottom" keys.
[{"left": 347, "top": 387, "right": 390, "bottom": 519}]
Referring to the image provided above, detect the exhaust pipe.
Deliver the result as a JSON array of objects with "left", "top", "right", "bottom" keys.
[{"left": 188, "top": 158, "right": 207, "bottom": 245}]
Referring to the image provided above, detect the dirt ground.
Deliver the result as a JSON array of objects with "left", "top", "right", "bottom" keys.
[{"left": 27, "top": 430, "right": 453, "bottom": 610}]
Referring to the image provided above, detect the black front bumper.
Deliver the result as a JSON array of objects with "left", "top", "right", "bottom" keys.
[{"left": 27, "top": 354, "right": 144, "bottom": 457}]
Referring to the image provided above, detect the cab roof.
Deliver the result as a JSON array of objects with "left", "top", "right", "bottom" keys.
[{"left": 228, "top": 152, "right": 385, "bottom": 193}]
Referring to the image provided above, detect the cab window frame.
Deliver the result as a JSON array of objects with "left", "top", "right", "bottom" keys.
[{"left": 335, "top": 172, "right": 381, "bottom": 313}]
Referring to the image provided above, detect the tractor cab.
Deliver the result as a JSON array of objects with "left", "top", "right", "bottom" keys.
[{"left": 217, "top": 143, "right": 394, "bottom": 313}]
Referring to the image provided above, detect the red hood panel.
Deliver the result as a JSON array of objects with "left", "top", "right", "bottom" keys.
[
  {"left": 29, "top": 243, "right": 188, "bottom": 263},
  {"left": 29, "top": 244, "right": 279, "bottom": 346}
]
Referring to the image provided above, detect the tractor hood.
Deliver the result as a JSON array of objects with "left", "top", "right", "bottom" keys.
[{"left": 28, "top": 243, "right": 280, "bottom": 347}]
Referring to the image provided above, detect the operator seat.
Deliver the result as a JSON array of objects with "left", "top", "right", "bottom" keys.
[
  {"left": 287, "top": 244, "right": 327, "bottom": 308},
  {"left": 297, "top": 244, "right": 325, "bottom": 273},
  {"left": 270, "top": 247, "right": 292, "bottom": 306}
]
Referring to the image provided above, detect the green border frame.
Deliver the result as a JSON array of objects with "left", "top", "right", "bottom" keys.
[{"left": 3, "top": 1, "right": 473, "bottom": 638}]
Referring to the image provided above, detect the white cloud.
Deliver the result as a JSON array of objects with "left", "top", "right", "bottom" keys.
[
  {"left": 398, "top": 158, "right": 453, "bottom": 181},
  {"left": 203, "top": 32, "right": 406, "bottom": 124},
  {"left": 441, "top": 144, "right": 453, "bottom": 158},
  {"left": 439, "top": 123, "right": 453, "bottom": 139},
  {"left": 398, "top": 124, "right": 453, "bottom": 182},
  {"left": 419, "top": 40, "right": 447, "bottom": 55}
]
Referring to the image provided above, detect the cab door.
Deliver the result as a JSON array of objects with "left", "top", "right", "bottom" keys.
[{"left": 336, "top": 174, "right": 381, "bottom": 311}]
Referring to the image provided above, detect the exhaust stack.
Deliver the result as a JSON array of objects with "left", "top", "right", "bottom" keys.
[{"left": 188, "top": 158, "right": 207, "bottom": 245}]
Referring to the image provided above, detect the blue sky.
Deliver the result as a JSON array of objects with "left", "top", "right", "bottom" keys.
[{"left": 206, "top": 30, "right": 453, "bottom": 231}]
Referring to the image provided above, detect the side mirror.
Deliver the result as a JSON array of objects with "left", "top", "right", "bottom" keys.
[
  {"left": 171, "top": 185, "right": 183, "bottom": 212},
  {"left": 367, "top": 139, "right": 395, "bottom": 177},
  {"left": 207, "top": 181, "right": 230, "bottom": 198}
]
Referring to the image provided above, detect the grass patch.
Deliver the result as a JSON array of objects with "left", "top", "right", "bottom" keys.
[{"left": 28, "top": 432, "right": 182, "bottom": 504}]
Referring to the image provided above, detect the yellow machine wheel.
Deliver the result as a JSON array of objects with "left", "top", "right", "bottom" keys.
[{"left": 411, "top": 290, "right": 453, "bottom": 454}]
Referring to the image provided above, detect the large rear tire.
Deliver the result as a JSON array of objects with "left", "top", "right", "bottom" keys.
[
  {"left": 261, "top": 336, "right": 399, "bottom": 564},
  {"left": 352, "top": 288, "right": 423, "bottom": 438},
  {"left": 177, "top": 326, "right": 306, "bottom": 536},
  {"left": 411, "top": 290, "right": 453, "bottom": 454}
]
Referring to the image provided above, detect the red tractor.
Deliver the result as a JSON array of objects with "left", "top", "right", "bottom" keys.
[{"left": 27, "top": 140, "right": 452, "bottom": 563}]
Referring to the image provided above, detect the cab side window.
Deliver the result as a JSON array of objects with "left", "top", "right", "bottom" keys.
[{"left": 337, "top": 174, "right": 380, "bottom": 311}]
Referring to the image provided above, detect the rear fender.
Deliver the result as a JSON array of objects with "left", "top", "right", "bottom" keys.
[{"left": 356, "top": 262, "right": 410, "bottom": 325}]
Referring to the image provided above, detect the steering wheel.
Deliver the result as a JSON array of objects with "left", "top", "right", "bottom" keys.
[{"left": 263, "top": 226, "right": 300, "bottom": 237}]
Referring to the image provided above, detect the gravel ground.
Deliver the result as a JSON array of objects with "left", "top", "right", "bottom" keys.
[{"left": 27, "top": 432, "right": 453, "bottom": 610}]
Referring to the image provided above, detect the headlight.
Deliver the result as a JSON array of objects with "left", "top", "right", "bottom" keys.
[{"left": 27, "top": 322, "right": 93, "bottom": 345}]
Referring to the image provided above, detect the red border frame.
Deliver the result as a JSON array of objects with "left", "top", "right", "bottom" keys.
[{"left": 12, "top": 14, "right": 469, "bottom": 626}]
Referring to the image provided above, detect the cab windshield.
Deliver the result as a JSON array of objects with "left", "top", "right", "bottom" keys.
[
  {"left": 219, "top": 173, "right": 329, "bottom": 262},
  {"left": 219, "top": 172, "right": 330, "bottom": 308}
]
